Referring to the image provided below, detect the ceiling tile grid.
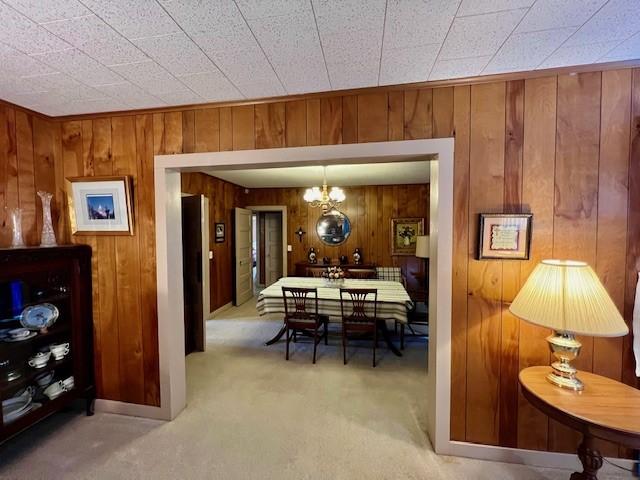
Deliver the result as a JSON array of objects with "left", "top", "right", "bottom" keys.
[{"left": 0, "top": 0, "right": 637, "bottom": 116}]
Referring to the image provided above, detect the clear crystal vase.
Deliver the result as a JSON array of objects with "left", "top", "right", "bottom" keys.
[
  {"left": 37, "top": 191, "right": 57, "bottom": 247},
  {"left": 9, "top": 207, "right": 25, "bottom": 248}
]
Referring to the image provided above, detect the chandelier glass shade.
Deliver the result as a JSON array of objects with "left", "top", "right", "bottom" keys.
[{"left": 303, "top": 167, "right": 345, "bottom": 213}]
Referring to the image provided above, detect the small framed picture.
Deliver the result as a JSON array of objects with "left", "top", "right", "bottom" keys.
[
  {"left": 391, "top": 218, "right": 424, "bottom": 256},
  {"left": 478, "top": 213, "right": 532, "bottom": 260},
  {"left": 66, "top": 176, "right": 134, "bottom": 235},
  {"left": 215, "top": 223, "right": 225, "bottom": 243}
]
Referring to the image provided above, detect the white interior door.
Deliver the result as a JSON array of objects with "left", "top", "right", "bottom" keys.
[
  {"left": 264, "top": 213, "right": 283, "bottom": 286},
  {"left": 234, "top": 207, "right": 253, "bottom": 306}
]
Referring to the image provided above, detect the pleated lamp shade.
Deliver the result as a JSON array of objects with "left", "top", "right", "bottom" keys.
[{"left": 509, "top": 260, "right": 628, "bottom": 337}]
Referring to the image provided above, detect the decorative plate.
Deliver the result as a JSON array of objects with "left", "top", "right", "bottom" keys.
[
  {"left": 20, "top": 303, "right": 59, "bottom": 331},
  {"left": 3, "top": 332, "right": 37, "bottom": 342}
]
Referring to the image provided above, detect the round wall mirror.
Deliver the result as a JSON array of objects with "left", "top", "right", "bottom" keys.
[{"left": 316, "top": 210, "right": 351, "bottom": 246}]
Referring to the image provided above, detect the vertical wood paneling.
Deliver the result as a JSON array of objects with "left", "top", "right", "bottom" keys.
[
  {"left": 0, "top": 106, "right": 18, "bottom": 246},
  {"left": 550, "top": 72, "right": 602, "bottom": 453},
  {"left": 433, "top": 87, "right": 454, "bottom": 138},
  {"left": 517, "top": 76, "right": 557, "bottom": 451},
  {"left": 404, "top": 89, "right": 433, "bottom": 139},
  {"left": 232, "top": 105, "right": 255, "bottom": 150},
  {"left": 450, "top": 85, "right": 470, "bottom": 441},
  {"left": 255, "top": 103, "right": 285, "bottom": 149},
  {"left": 499, "top": 79, "right": 524, "bottom": 448},
  {"left": 194, "top": 108, "right": 220, "bottom": 153},
  {"left": 285, "top": 100, "right": 306, "bottom": 147},
  {"left": 219, "top": 107, "right": 233, "bottom": 151},
  {"left": 33, "top": 118, "right": 58, "bottom": 240},
  {"left": 306, "top": 99, "right": 321, "bottom": 146},
  {"left": 182, "top": 110, "right": 195, "bottom": 154},
  {"left": 16, "top": 111, "right": 36, "bottom": 245},
  {"left": 342, "top": 95, "right": 357, "bottom": 144},
  {"left": 466, "top": 82, "right": 506, "bottom": 446},
  {"left": 357, "top": 92, "right": 387, "bottom": 143},
  {"left": 388, "top": 91, "right": 404, "bottom": 141},
  {"left": 164, "top": 112, "right": 183, "bottom": 154},
  {"left": 320, "top": 96, "right": 342, "bottom": 145}
]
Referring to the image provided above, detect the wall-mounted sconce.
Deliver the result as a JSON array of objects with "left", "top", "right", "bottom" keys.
[{"left": 295, "top": 227, "right": 306, "bottom": 242}]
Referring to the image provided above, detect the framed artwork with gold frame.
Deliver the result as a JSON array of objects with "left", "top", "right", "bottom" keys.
[
  {"left": 66, "top": 176, "right": 134, "bottom": 236},
  {"left": 391, "top": 218, "right": 424, "bottom": 255},
  {"left": 478, "top": 213, "right": 532, "bottom": 260}
]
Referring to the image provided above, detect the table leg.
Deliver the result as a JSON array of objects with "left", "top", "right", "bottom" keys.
[
  {"left": 265, "top": 323, "right": 287, "bottom": 345},
  {"left": 378, "top": 320, "right": 402, "bottom": 357},
  {"left": 570, "top": 434, "right": 603, "bottom": 480}
]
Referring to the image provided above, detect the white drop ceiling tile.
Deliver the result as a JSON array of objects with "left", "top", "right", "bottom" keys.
[
  {"left": 190, "top": 23, "right": 259, "bottom": 55},
  {"left": 95, "top": 81, "right": 163, "bottom": 106},
  {"left": 43, "top": 14, "right": 147, "bottom": 65},
  {"left": 20, "top": 72, "right": 82, "bottom": 91},
  {"left": 0, "top": 77, "right": 42, "bottom": 96},
  {"left": 384, "top": 0, "right": 459, "bottom": 50},
  {"left": 0, "top": 44, "right": 58, "bottom": 77},
  {"left": 59, "top": 98, "right": 131, "bottom": 115},
  {"left": 516, "top": 0, "right": 608, "bottom": 33},
  {"left": 0, "top": 3, "right": 71, "bottom": 54},
  {"left": 439, "top": 8, "right": 528, "bottom": 60},
  {"left": 3, "top": 0, "right": 90, "bottom": 24},
  {"left": 6, "top": 91, "right": 67, "bottom": 109},
  {"left": 321, "top": 30, "right": 382, "bottom": 65},
  {"left": 326, "top": 59, "right": 379, "bottom": 90},
  {"left": 205, "top": 46, "right": 279, "bottom": 85},
  {"left": 110, "top": 61, "right": 188, "bottom": 95},
  {"left": 537, "top": 41, "right": 621, "bottom": 69},
  {"left": 429, "top": 55, "right": 492, "bottom": 80},
  {"left": 123, "top": 98, "right": 168, "bottom": 110},
  {"left": 313, "top": 0, "right": 386, "bottom": 36},
  {"left": 600, "top": 32, "right": 640, "bottom": 61},
  {"left": 177, "top": 71, "right": 242, "bottom": 101},
  {"left": 458, "top": 0, "right": 533, "bottom": 16},
  {"left": 235, "top": 0, "right": 311, "bottom": 19},
  {"left": 133, "top": 32, "right": 218, "bottom": 76},
  {"left": 484, "top": 28, "right": 576, "bottom": 74},
  {"left": 565, "top": 0, "right": 640, "bottom": 46},
  {"left": 235, "top": 81, "right": 286, "bottom": 99},
  {"left": 158, "top": 0, "right": 244, "bottom": 35},
  {"left": 276, "top": 61, "right": 331, "bottom": 94},
  {"left": 157, "top": 90, "right": 204, "bottom": 105},
  {"left": 247, "top": 12, "right": 320, "bottom": 57},
  {"left": 80, "top": 0, "right": 179, "bottom": 40},
  {"left": 379, "top": 44, "right": 440, "bottom": 85},
  {"left": 30, "top": 48, "right": 124, "bottom": 86}
]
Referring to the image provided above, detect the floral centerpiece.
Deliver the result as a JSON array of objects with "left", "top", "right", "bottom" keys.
[{"left": 322, "top": 266, "right": 345, "bottom": 285}]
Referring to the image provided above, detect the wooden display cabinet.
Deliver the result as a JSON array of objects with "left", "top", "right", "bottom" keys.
[{"left": 0, "top": 246, "right": 94, "bottom": 443}]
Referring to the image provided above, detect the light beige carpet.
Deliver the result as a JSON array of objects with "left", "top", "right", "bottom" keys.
[{"left": 0, "top": 301, "right": 630, "bottom": 479}]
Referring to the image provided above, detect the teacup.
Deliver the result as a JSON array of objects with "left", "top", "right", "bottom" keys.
[
  {"left": 43, "top": 380, "right": 65, "bottom": 400},
  {"left": 62, "top": 376, "right": 74, "bottom": 391},
  {"left": 9, "top": 328, "right": 30, "bottom": 339},
  {"left": 28, "top": 351, "right": 51, "bottom": 369},
  {"left": 49, "top": 343, "right": 70, "bottom": 360}
]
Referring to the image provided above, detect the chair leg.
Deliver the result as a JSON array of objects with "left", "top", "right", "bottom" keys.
[
  {"left": 285, "top": 325, "right": 290, "bottom": 360},
  {"left": 400, "top": 324, "right": 405, "bottom": 350},
  {"left": 313, "top": 325, "right": 319, "bottom": 364},
  {"left": 394, "top": 320, "right": 398, "bottom": 334},
  {"left": 373, "top": 327, "right": 377, "bottom": 368},
  {"left": 342, "top": 327, "right": 347, "bottom": 365},
  {"left": 293, "top": 330, "right": 297, "bottom": 343},
  {"left": 324, "top": 319, "right": 328, "bottom": 345}
]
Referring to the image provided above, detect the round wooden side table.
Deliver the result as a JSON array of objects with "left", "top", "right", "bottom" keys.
[{"left": 519, "top": 366, "right": 640, "bottom": 480}]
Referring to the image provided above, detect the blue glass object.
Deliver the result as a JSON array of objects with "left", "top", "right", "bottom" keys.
[{"left": 10, "top": 281, "right": 23, "bottom": 318}]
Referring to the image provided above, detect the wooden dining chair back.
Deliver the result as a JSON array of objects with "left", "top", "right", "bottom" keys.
[
  {"left": 339, "top": 288, "right": 378, "bottom": 367},
  {"left": 282, "top": 287, "right": 328, "bottom": 364},
  {"left": 345, "top": 268, "right": 377, "bottom": 280}
]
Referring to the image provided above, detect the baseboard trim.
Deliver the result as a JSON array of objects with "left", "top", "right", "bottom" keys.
[
  {"left": 442, "top": 440, "right": 635, "bottom": 476},
  {"left": 211, "top": 302, "right": 232, "bottom": 318},
  {"left": 95, "top": 399, "right": 170, "bottom": 421}
]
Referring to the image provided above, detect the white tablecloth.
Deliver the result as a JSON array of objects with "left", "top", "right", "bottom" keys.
[{"left": 256, "top": 277, "right": 413, "bottom": 323}]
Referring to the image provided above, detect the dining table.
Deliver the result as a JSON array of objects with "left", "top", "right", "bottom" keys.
[{"left": 256, "top": 277, "right": 413, "bottom": 356}]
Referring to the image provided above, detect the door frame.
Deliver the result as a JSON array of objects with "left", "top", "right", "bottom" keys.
[{"left": 245, "top": 205, "right": 288, "bottom": 280}]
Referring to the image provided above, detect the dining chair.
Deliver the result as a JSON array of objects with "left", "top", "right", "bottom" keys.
[
  {"left": 339, "top": 288, "right": 378, "bottom": 367},
  {"left": 281, "top": 287, "right": 328, "bottom": 364},
  {"left": 345, "top": 268, "right": 377, "bottom": 280}
]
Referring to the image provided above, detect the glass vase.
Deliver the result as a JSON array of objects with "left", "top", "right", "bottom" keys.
[
  {"left": 9, "top": 207, "right": 25, "bottom": 248},
  {"left": 37, "top": 191, "right": 57, "bottom": 247}
]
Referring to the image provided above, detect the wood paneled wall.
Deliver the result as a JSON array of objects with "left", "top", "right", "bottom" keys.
[
  {"left": 0, "top": 68, "right": 638, "bottom": 459},
  {"left": 181, "top": 172, "right": 243, "bottom": 311},
  {"left": 244, "top": 184, "right": 429, "bottom": 293}
]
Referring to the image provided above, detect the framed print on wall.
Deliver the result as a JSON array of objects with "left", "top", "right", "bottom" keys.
[
  {"left": 215, "top": 223, "right": 225, "bottom": 243},
  {"left": 66, "top": 176, "right": 134, "bottom": 235},
  {"left": 391, "top": 218, "right": 424, "bottom": 255},
  {"left": 478, "top": 213, "right": 532, "bottom": 260}
]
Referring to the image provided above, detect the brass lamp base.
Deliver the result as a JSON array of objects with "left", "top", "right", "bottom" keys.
[{"left": 546, "top": 331, "right": 583, "bottom": 391}]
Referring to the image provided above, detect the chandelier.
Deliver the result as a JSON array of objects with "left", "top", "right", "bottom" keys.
[{"left": 303, "top": 167, "right": 345, "bottom": 214}]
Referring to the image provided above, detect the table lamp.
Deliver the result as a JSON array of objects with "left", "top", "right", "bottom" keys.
[{"left": 509, "top": 259, "right": 628, "bottom": 391}]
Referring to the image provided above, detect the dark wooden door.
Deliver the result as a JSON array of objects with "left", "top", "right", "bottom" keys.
[{"left": 181, "top": 196, "right": 204, "bottom": 355}]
